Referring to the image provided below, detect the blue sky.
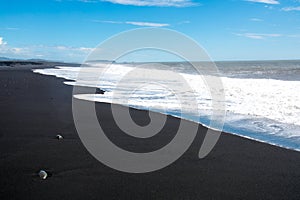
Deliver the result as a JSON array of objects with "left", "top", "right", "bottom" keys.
[{"left": 0, "top": 0, "right": 300, "bottom": 62}]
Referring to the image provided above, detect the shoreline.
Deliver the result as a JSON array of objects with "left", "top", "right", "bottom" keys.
[
  {"left": 34, "top": 62, "right": 300, "bottom": 152},
  {"left": 1, "top": 63, "right": 300, "bottom": 199},
  {"left": 75, "top": 93, "right": 300, "bottom": 154}
]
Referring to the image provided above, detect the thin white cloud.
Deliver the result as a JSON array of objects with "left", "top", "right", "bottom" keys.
[
  {"left": 125, "top": 21, "right": 169, "bottom": 27},
  {"left": 94, "top": 20, "right": 123, "bottom": 24},
  {"left": 95, "top": 20, "right": 170, "bottom": 27},
  {"left": 5, "top": 27, "right": 19, "bottom": 30},
  {"left": 0, "top": 27, "right": 19, "bottom": 31},
  {"left": 0, "top": 40, "right": 93, "bottom": 62},
  {"left": 250, "top": 18, "right": 263, "bottom": 21},
  {"left": 0, "top": 37, "right": 4, "bottom": 46},
  {"left": 79, "top": 0, "right": 98, "bottom": 2},
  {"left": 0, "top": 38, "right": 26, "bottom": 55},
  {"left": 0, "top": 43, "right": 29, "bottom": 56},
  {"left": 177, "top": 20, "right": 191, "bottom": 24},
  {"left": 0, "top": 36, "right": 92, "bottom": 62},
  {"left": 246, "top": 0, "right": 280, "bottom": 4},
  {"left": 0, "top": 37, "right": 8, "bottom": 47},
  {"left": 282, "top": 6, "right": 300, "bottom": 11},
  {"left": 54, "top": 45, "right": 94, "bottom": 52},
  {"left": 236, "top": 33, "right": 282, "bottom": 39},
  {"left": 100, "top": 0, "right": 197, "bottom": 7}
]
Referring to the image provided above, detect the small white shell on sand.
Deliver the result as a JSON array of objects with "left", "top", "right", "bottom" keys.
[
  {"left": 38, "top": 170, "right": 48, "bottom": 180},
  {"left": 56, "top": 134, "right": 63, "bottom": 140}
]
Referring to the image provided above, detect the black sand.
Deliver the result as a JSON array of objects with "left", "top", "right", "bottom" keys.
[{"left": 0, "top": 63, "right": 300, "bottom": 200}]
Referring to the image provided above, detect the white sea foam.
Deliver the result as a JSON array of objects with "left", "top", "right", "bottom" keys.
[{"left": 33, "top": 64, "right": 300, "bottom": 151}]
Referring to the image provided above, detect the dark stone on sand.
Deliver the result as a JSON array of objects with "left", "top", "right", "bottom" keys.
[{"left": 95, "top": 88, "right": 105, "bottom": 94}]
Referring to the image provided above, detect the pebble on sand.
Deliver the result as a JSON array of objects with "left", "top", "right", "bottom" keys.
[
  {"left": 38, "top": 170, "right": 48, "bottom": 180},
  {"left": 56, "top": 134, "right": 63, "bottom": 140}
]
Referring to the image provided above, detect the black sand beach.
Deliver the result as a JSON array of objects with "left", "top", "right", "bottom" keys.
[{"left": 1, "top": 62, "right": 300, "bottom": 200}]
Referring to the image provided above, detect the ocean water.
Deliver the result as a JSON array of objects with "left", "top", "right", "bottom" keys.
[{"left": 33, "top": 60, "right": 300, "bottom": 151}]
